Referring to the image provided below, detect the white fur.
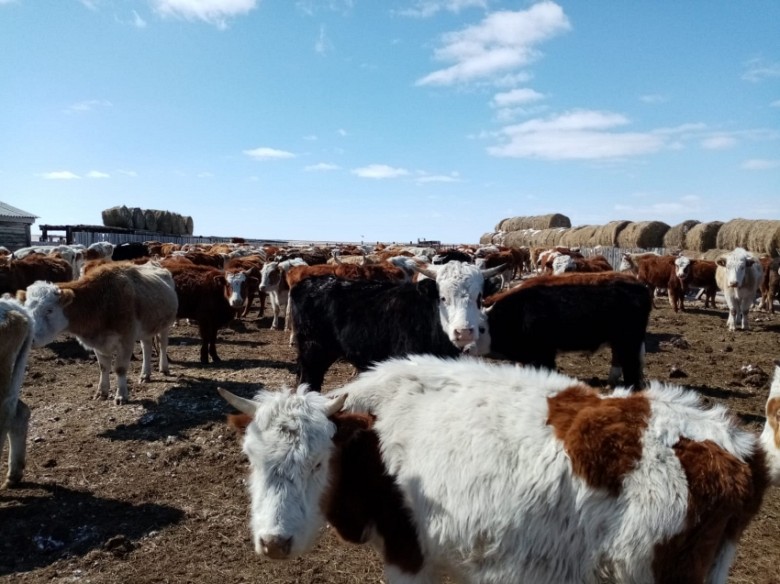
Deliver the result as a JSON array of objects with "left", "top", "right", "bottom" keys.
[
  {"left": 715, "top": 248, "right": 763, "bottom": 331},
  {"left": 225, "top": 271, "right": 248, "bottom": 309},
  {"left": 234, "top": 356, "right": 771, "bottom": 584}
]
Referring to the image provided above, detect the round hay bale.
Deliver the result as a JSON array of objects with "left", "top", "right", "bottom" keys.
[
  {"left": 685, "top": 221, "right": 723, "bottom": 252},
  {"left": 591, "top": 220, "right": 631, "bottom": 247},
  {"left": 498, "top": 214, "right": 571, "bottom": 232},
  {"left": 532, "top": 227, "right": 569, "bottom": 247},
  {"left": 480, "top": 232, "right": 497, "bottom": 245},
  {"left": 616, "top": 221, "right": 671, "bottom": 249},
  {"left": 101, "top": 205, "right": 132, "bottom": 229},
  {"left": 171, "top": 213, "right": 185, "bottom": 235},
  {"left": 143, "top": 209, "right": 158, "bottom": 232},
  {"left": 131, "top": 207, "right": 145, "bottom": 230},
  {"left": 184, "top": 216, "right": 194, "bottom": 235},
  {"left": 560, "top": 225, "right": 599, "bottom": 248},
  {"left": 154, "top": 210, "right": 173, "bottom": 234},
  {"left": 503, "top": 230, "right": 535, "bottom": 248},
  {"left": 716, "top": 219, "right": 754, "bottom": 251},
  {"left": 663, "top": 220, "right": 700, "bottom": 249},
  {"left": 494, "top": 218, "right": 510, "bottom": 231},
  {"left": 743, "top": 221, "right": 780, "bottom": 257}
]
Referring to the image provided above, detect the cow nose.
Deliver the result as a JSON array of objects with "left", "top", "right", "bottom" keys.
[
  {"left": 260, "top": 536, "right": 292, "bottom": 559},
  {"left": 455, "top": 327, "right": 476, "bottom": 343},
  {"left": 728, "top": 281, "right": 738, "bottom": 288}
]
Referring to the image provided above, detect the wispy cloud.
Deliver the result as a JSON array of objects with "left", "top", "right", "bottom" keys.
[
  {"left": 197, "top": 172, "right": 215, "bottom": 178},
  {"left": 0, "top": 0, "right": 20, "bottom": 5},
  {"left": 640, "top": 94, "right": 668, "bottom": 104},
  {"left": 415, "top": 171, "right": 461, "bottom": 184},
  {"left": 352, "top": 164, "right": 409, "bottom": 179},
  {"left": 315, "top": 24, "right": 332, "bottom": 54},
  {"left": 742, "top": 57, "right": 780, "bottom": 82},
  {"left": 416, "top": 2, "right": 570, "bottom": 87},
  {"left": 42, "top": 171, "right": 80, "bottom": 180},
  {"left": 64, "top": 99, "right": 113, "bottom": 114},
  {"left": 741, "top": 159, "right": 780, "bottom": 170},
  {"left": 117, "top": 169, "right": 138, "bottom": 177},
  {"left": 296, "top": 0, "right": 354, "bottom": 17},
  {"left": 398, "top": 0, "right": 487, "bottom": 18},
  {"left": 305, "top": 163, "right": 340, "bottom": 172},
  {"left": 615, "top": 195, "right": 703, "bottom": 218},
  {"left": 491, "top": 88, "right": 545, "bottom": 108},
  {"left": 86, "top": 170, "right": 110, "bottom": 179},
  {"left": 488, "top": 109, "right": 665, "bottom": 160},
  {"left": 303, "top": 134, "right": 318, "bottom": 141},
  {"left": 771, "top": 99, "right": 780, "bottom": 108},
  {"left": 78, "top": 0, "right": 100, "bottom": 10},
  {"left": 131, "top": 10, "right": 147, "bottom": 28},
  {"left": 700, "top": 135, "right": 737, "bottom": 150},
  {"left": 337, "top": 128, "right": 348, "bottom": 136},
  {"left": 243, "top": 147, "right": 296, "bottom": 160},
  {"left": 152, "top": 0, "right": 258, "bottom": 29}
]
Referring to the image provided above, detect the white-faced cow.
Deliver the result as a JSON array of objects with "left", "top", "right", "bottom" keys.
[
  {"left": 673, "top": 256, "right": 719, "bottom": 309},
  {"left": 18, "top": 262, "right": 178, "bottom": 404},
  {"left": 220, "top": 355, "right": 780, "bottom": 584},
  {"left": 715, "top": 248, "right": 763, "bottom": 331},
  {"left": 0, "top": 298, "right": 33, "bottom": 488},
  {"left": 258, "top": 258, "right": 307, "bottom": 330}
]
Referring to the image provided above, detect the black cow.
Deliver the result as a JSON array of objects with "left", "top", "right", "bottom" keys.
[
  {"left": 431, "top": 249, "right": 473, "bottom": 264},
  {"left": 484, "top": 272, "right": 651, "bottom": 389},
  {"left": 290, "top": 276, "right": 462, "bottom": 391},
  {"left": 112, "top": 242, "right": 150, "bottom": 261}
]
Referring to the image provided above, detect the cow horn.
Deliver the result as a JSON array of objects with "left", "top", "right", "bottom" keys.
[
  {"left": 218, "top": 388, "right": 258, "bottom": 416},
  {"left": 411, "top": 264, "right": 438, "bottom": 280},
  {"left": 324, "top": 393, "right": 348, "bottom": 417},
  {"left": 481, "top": 264, "right": 506, "bottom": 278}
]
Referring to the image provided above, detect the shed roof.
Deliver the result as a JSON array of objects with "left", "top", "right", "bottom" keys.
[{"left": 0, "top": 201, "right": 37, "bottom": 224}]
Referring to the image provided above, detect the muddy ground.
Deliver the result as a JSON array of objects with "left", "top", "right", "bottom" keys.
[{"left": 2, "top": 295, "right": 780, "bottom": 584}]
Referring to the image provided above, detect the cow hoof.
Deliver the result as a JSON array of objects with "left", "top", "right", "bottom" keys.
[
  {"left": 138, "top": 375, "right": 151, "bottom": 384},
  {"left": 115, "top": 396, "right": 127, "bottom": 405},
  {"left": 93, "top": 392, "right": 109, "bottom": 401},
  {"left": 1, "top": 476, "right": 20, "bottom": 489}
]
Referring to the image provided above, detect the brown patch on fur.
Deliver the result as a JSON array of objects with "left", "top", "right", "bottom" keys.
[
  {"left": 767, "top": 397, "right": 780, "bottom": 449},
  {"left": 547, "top": 385, "right": 650, "bottom": 496},
  {"left": 322, "top": 412, "right": 424, "bottom": 575},
  {"left": 226, "top": 413, "right": 252, "bottom": 435},
  {"left": 652, "top": 438, "right": 769, "bottom": 583},
  {"left": 484, "top": 272, "right": 637, "bottom": 307}
]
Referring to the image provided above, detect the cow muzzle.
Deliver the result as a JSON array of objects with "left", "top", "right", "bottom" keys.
[
  {"left": 454, "top": 327, "right": 476, "bottom": 346},
  {"left": 259, "top": 536, "right": 293, "bottom": 560}
]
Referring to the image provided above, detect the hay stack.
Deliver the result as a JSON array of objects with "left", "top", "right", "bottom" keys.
[
  {"left": 102, "top": 205, "right": 133, "bottom": 229},
  {"left": 131, "top": 207, "right": 146, "bottom": 230},
  {"left": 663, "top": 220, "right": 700, "bottom": 249},
  {"left": 685, "top": 221, "right": 723, "bottom": 252},
  {"left": 699, "top": 248, "right": 730, "bottom": 261},
  {"left": 143, "top": 209, "right": 158, "bottom": 232},
  {"left": 591, "top": 220, "right": 631, "bottom": 247},
  {"left": 493, "top": 218, "right": 510, "bottom": 231},
  {"left": 502, "top": 230, "right": 535, "bottom": 248},
  {"left": 716, "top": 219, "right": 780, "bottom": 256},
  {"left": 560, "top": 225, "right": 599, "bottom": 248},
  {"left": 497, "top": 214, "right": 571, "bottom": 232},
  {"left": 184, "top": 216, "right": 194, "bottom": 235},
  {"left": 615, "top": 221, "right": 671, "bottom": 249}
]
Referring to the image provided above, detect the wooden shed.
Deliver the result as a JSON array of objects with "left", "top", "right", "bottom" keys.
[{"left": 0, "top": 201, "right": 37, "bottom": 251}]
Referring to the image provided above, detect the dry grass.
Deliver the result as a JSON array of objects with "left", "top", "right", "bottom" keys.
[
  {"left": 686, "top": 221, "right": 723, "bottom": 252},
  {"left": 663, "top": 220, "right": 700, "bottom": 249},
  {"left": 615, "top": 221, "right": 671, "bottom": 248},
  {"left": 497, "top": 214, "right": 571, "bottom": 232}
]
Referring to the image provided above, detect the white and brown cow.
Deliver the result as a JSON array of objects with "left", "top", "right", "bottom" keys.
[
  {"left": 0, "top": 298, "right": 33, "bottom": 488},
  {"left": 715, "top": 247, "right": 763, "bottom": 331},
  {"left": 221, "top": 355, "right": 780, "bottom": 584},
  {"left": 18, "top": 262, "right": 178, "bottom": 404}
]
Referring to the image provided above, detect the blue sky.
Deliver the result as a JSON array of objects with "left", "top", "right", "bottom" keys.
[{"left": 1, "top": 1, "right": 778, "bottom": 244}]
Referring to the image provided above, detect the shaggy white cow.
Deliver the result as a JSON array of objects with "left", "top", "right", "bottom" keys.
[
  {"left": 0, "top": 298, "right": 33, "bottom": 488},
  {"left": 715, "top": 247, "right": 763, "bottom": 331},
  {"left": 221, "top": 356, "right": 780, "bottom": 584},
  {"left": 18, "top": 262, "right": 178, "bottom": 404}
]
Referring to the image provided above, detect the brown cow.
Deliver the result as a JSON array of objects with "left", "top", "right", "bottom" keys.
[
  {"left": 0, "top": 255, "right": 73, "bottom": 295},
  {"left": 674, "top": 256, "right": 719, "bottom": 309},
  {"left": 759, "top": 256, "right": 780, "bottom": 315},
  {"left": 224, "top": 255, "right": 266, "bottom": 318},
  {"left": 620, "top": 253, "right": 684, "bottom": 311}
]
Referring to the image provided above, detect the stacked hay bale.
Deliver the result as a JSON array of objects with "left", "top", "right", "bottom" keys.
[
  {"left": 685, "top": 221, "right": 723, "bottom": 252},
  {"left": 717, "top": 219, "right": 780, "bottom": 257},
  {"left": 590, "top": 220, "right": 631, "bottom": 247},
  {"left": 662, "top": 220, "right": 700, "bottom": 249},
  {"left": 496, "top": 213, "right": 571, "bottom": 232},
  {"left": 615, "top": 221, "right": 671, "bottom": 249},
  {"left": 102, "top": 206, "right": 194, "bottom": 235},
  {"left": 484, "top": 214, "right": 572, "bottom": 248}
]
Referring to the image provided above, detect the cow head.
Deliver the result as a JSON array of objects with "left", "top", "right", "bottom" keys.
[
  {"left": 17, "top": 281, "right": 72, "bottom": 347},
  {"left": 414, "top": 261, "right": 503, "bottom": 351},
  {"left": 618, "top": 253, "right": 635, "bottom": 273},
  {"left": 716, "top": 248, "right": 754, "bottom": 288},
  {"left": 225, "top": 270, "right": 250, "bottom": 309},
  {"left": 674, "top": 256, "right": 692, "bottom": 281},
  {"left": 218, "top": 387, "right": 347, "bottom": 559},
  {"left": 258, "top": 262, "right": 281, "bottom": 293},
  {"left": 551, "top": 255, "right": 574, "bottom": 275},
  {"left": 762, "top": 360, "right": 780, "bottom": 486}
]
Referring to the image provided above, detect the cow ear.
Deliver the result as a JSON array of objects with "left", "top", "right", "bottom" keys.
[
  {"left": 417, "top": 278, "right": 438, "bottom": 299},
  {"left": 214, "top": 275, "right": 226, "bottom": 286},
  {"left": 716, "top": 258, "right": 727, "bottom": 267},
  {"left": 227, "top": 413, "right": 252, "bottom": 435},
  {"left": 16, "top": 290, "right": 26, "bottom": 303},
  {"left": 745, "top": 258, "right": 754, "bottom": 267},
  {"left": 60, "top": 288, "right": 75, "bottom": 307}
]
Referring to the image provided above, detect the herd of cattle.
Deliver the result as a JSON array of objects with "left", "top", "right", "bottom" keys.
[{"left": 1, "top": 238, "right": 780, "bottom": 583}]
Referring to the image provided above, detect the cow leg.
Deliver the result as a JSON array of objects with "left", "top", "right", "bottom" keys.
[
  {"left": 270, "top": 294, "right": 281, "bottom": 330},
  {"left": 615, "top": 342, "right": 645, "bottom": 391},
  {"left": 2, "top": 400, "right": 30, "bottom": 488},
  {"left": 740, "top": 295, "right": 753, "bottom": 330},
  {"left": 296, "top": 343, "right": 337, "bottom": 392},
  {"left": 241, "top": 289, "right": 254, "bottom": 318},
  {"left": 94, "top": 350, "right": 113, "bottom": 400},
  {"left": 114, "top": 342, "right": 134, "bottom": 404},
  {"left": 157, "top": 331, "right": 171, "bottom": 375},
  {"left": 607, "top": 351, "right": 623, "bottom": 387},
  {"left": 203, "top": 323, "right": 221, "bottom": 363},
  {"left": 138, "top": 337, "right": 154, "bottom": 383}
]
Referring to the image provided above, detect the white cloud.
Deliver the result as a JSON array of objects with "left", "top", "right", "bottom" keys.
[
  {"left": 117, "top": 169, "right": 138, "bottom": 177},
  {"left": 315, "top": 24, "right": 332, "bottom": 54},
  {"left": 0, "top": 0, "right": 19, "bottom": 5},
  {"left": 491, "top": 88, "right": 544, "bottom": 108},
  {"left": 416, "top": 2, "right": 571, "bottom": 87},
  {"left": 742, "top": 57, "right": 780, "bottom": 82},
  {"left": 337, "top": 128, "right": 348, "bottom": 136},
  {"left": 640, "top": 94, "right": 668, "bottom": 104},
  {"left": 615, "top": 195, "right": 703, "bottom": 218},
  {"left": 741, "top": 159, "right": 780, "bottom": 170},
  {"left": 78, "top": 0, "right": 100, "bottom": 10},
  {"left": 132, "top": 10, "right": 147, "bottom": 28},
  {"left": 305, "top": 163, "right": 340, "bottom": 171},
  {"left": 152, "top": 0, "right": 258, "bottom": 29},
  {"left": 303, "top": 134, "right": 318, "bottom": 141},
  {"left": 243, "top": 147, "right": 296, "bottom": 160},
  {"left": 700, "top": 135, "right": 737, "bottom": 150},
  {"left": 415, "top": 172, "right": 461, "bottom": 183},
  {"left": 197, "top": 172, "right": 215, "bottom": 178},
  {"left": 42, "top": 171, "right": 80, "bottom": 180},
  {"left": 86, "top": 170, "right": 110, "bottom": 179},
  {"left": 352, "top": 164, "right": 409, "bottom": 179},
  {"left": 64, "top": 99, "right": 113, "bottom": 114},
  {"left": 488, "top": 109, "right": 665, "bottom": 160},
  {"left": 398, "top": 0, "right": 487, "bottom": 18},
  {"left": 771, "top": 99, "right": 780, "bottom": 108}
]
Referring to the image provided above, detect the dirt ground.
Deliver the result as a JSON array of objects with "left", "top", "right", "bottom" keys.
[{"left": 2, "top": 294, "right": 780, "bottom": 584}]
